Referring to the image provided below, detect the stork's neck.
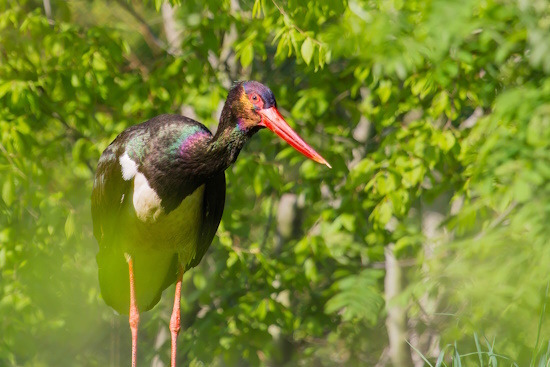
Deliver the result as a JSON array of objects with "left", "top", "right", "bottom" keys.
[
  {"left": 179, "top": 101, "right": 261, "bottom": 183},
  {"left": 205, "top": 121, "right": 257, "bottom": 173}
]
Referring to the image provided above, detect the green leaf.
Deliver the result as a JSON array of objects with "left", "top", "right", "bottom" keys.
[
  {"left": 325, "top": 270, "right": 384, "bottom": 324},
  {"left": 155, "top": 0, "right": 163, "bottom": 11},
  {"left": 92, "top": 53, "right": 107, "bottom": 71},
  {"left": 255, "top": 299, "right": 268, "bottom": 320},
  {"left": 193, "top": 272, "right": 207, "bottom": 290},
  {"left": 227, "top": 252, "right": 239, "bottom": 268},
  {"left": 0, "top": 248, "right": 6, "bottom": 269},
  {"left": 439, "top": 131, "right": 456, "bottom": 152},
  {"left": 2, "top": 179, "right": 14, "bottom": 206},
  {"left": 513, "top": 178, "right": 532, "bottom": 203},
  {"left": 0, "top": 82, "right": 11, "bottom": 98},
  {"left": 253, "top": 172, "right": 262, "bottom": 196},
  {"left": 377, "top": 80, "right": 392, "bottom": 103},
  {"left": 301, "top": 38, "right": 314, "bottom": 66},
  {"left": 304, "top": 258, "right": 318, "bottom": 282},
  {"left": 220, "top": 337, "right": 232, "bottom": 350},
  {"left": 252, "top": 0, "right": 262, "bottom": 18},
  {"left": 240, "top": 43, "right": 254, "bottom": 68},
  {"left": 65, "top": 212, "right": 75, "bottom": 239}
]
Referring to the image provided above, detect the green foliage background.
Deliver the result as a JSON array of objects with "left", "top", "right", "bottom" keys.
[{"left": 1, "top": 0, "right": 550, "bottom": 366}]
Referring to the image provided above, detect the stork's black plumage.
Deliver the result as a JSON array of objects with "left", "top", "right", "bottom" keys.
[
  {"left": 92, "top": 114, "right": 228, "bottom": 314},
  {"left": 91, "top": 81, "right": 330, "bottom": 367}
]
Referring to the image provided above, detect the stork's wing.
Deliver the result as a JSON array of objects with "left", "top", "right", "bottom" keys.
[
  {"left": 186, "top": 172, "right": 226, "bottom": 270},
  {"left": 91, "top": 144, "right": 130, "bottom": 245}
]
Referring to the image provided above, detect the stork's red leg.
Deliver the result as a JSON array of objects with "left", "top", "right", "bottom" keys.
[
  {"left": 170, "top": 266, "right": 184, "bottom": 367},
  {"left": 128, "top": 256, "right": 140, "bottom": 367}
]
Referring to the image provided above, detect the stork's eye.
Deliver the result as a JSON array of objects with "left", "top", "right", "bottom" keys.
[{"left": 249, "top": 93, "right": 264, "bottom": 109}]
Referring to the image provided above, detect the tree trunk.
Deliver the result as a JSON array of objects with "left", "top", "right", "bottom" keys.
[
  {"left": 385, "top": 244, "right": 414, "bottom": 367},
  {"left": 161, "top": 3, "right": 181, "bottom": 56}
]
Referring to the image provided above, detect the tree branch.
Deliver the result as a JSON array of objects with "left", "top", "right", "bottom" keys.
[{"left": 113, "top": 0, "right": 174, "bottom": 56}]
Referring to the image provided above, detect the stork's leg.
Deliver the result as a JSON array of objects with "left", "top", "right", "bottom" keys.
[
  {"left": 128, "top": 256, "right": 140, "bottom": 367},
  {"left": 170, "top": 266, "right": 184, "bottom": 367}
]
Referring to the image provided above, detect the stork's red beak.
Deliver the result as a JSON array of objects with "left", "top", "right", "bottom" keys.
[{"left": 258, "top": 107, "right": 331, "bottom": 168}]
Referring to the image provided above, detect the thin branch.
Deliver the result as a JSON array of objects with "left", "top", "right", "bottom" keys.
[
  {"left": 271, "top": 0, "right": 323, "bottom": 46},
  {"left": 374, "top": 347, "right": 390, "bottom": 367},
  {"left": 161, "top": 2, "right": 183, "bottom": 56},
  {"left": 43, "top": 0, "right": 54, "bottom": 25},
  {"left": 123, "top": 52, "right": 150, "bottom": 78},
  {"left": 113, "top": 0, "right": 174, "bottom": 55},
  {"left": 371, "top": 258, "right": 417, "bottom": 269},
  {"left": 51, "top": 112, "right": 91, "bottom": 142},
  {"left": 260, "top": 193, "right": 275, "bottom": 250},
  {"left": 474, "top": 201, "right": 517, "bottom": 240},
  {"left": 332, "top": 90, "right": 350, "bottom": 106},
  {"left": 0, "top": 142, "right": 26, "bottom": 179}
]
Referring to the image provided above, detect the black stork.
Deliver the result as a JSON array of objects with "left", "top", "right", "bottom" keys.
[{"left": 91, "top": 81, "right": 330, "bottom": 367}]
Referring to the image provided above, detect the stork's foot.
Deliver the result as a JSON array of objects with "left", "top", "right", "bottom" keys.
[
  {"left": 169, "top": 305, "right": 180, "bottom": 366},
  {"left": 130, "top": 307, "right": 140, "bottom": 367},
  {"left": 128, "top": 255, "right": 140, "bottom": 367},
  {"left": 170, "top": 268, "right": 183, "bottom": 367}
]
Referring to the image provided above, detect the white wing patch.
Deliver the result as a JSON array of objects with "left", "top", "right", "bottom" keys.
[
  {"left": 120, "top": 152, "right": 138, "bottom": 181},
  {"left": 133, "top": 172, "right": 164, "bottom": 222}
]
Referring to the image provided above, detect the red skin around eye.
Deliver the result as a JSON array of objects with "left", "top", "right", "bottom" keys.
[{"left": 249, "top": 93, "right": 264, "bottom": 109}]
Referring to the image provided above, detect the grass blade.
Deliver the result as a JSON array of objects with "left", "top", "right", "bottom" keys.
[
  {"left": 407, "top": 340, "right": 434, "bottom": 367},
  {"left": 475, "top": 332, "right": 484, "bottom": 367},
  {"left": 454, "top": 342, "right": 462, "bottom": 367},
  {"left": 436, "top": 344, "right": 452, "bottom": 367},
  {"left": 532, "top": 281, "right": 549, "bottom": 367}
]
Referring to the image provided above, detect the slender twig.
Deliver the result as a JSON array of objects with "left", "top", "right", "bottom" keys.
[
  {"left": 123, "top": 52, "right": 150, "bottom": 77},
  {"left": 271, "top": 0, "right": 323, "bottom": 46},
  {"left": 43, "top": 0, "right": 54, "bottom": 25},
  {"left": 50, "top": 112, "right": 93, "bottom": 145},
  {"left": 332, "top": 90, "right": 350, "bottom": 106},
  {"left": 371, "top": 258, "right": 417, "bottom": 269},
  {"left": 113, "top": 0, "right": 173, "bottom": 55},
  {"left": 0, "top": 142, "right": 26, "bottom": 179},
  {"left": 260, "top": 193, "right": 275, "bottom": 250},
  {"left": 304, "top": 216, "right": 322, "bottom": 239},
  {"left": 374, "top": 347, "right": 390, "bottom": 367},
  {"left": 474, "top": 201, "right": 517, "bottom": 240},
  {"left": 161, "top": 3, "right": 183, "bottom": 56}
]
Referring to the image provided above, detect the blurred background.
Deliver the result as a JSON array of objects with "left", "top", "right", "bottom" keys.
[{"left": 2, "top": 0, "right": 550, "bottom": 366}]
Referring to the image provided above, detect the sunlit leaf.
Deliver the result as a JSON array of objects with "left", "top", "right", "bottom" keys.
[{"left": 301, "top": 38, "right": 314, "bottom": 66}]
